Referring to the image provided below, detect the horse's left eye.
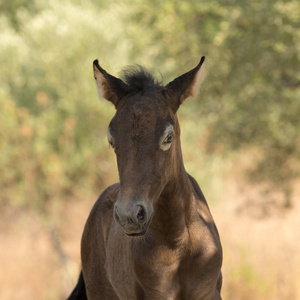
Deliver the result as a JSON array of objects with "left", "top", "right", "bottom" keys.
[
  {"left": 163, "top": 134, "right": 173, "bottom": 144},
  {"left": 107, "top": 127, "right": 115, "bottom": 148}
]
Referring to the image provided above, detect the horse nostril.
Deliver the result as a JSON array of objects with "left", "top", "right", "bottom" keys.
[{"left": 136, "top": 205, "right": 146, "bottom": 224}]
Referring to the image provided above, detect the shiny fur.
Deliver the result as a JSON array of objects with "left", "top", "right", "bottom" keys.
[{"left": 68, "top": 57, "right": 223, "bottom": 300}]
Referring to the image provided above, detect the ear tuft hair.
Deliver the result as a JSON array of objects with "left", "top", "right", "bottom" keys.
[{"left": 121, "top": 66, "right": 161, "bottom": 93}]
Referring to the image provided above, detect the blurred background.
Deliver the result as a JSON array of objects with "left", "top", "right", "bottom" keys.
[{"left": 0, "top": 0, "right": 299, "bottom": 299}]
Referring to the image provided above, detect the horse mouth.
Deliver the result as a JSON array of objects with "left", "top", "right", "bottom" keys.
[
  {"left": 124, "top": 213, "right": 153, "bottom": 237},
  {"left": 125, "top": 228, "right": 147, "bottom": 237}
]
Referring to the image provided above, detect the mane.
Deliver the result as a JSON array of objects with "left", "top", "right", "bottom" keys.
[{"left": 121, "top": 66, "right": 162, "bottom": 93}]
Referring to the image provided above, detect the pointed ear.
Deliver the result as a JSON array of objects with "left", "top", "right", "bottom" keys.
[
  {"left": 93, "top": 59, "right": 129, "bottom": 108},
  {"left": 165, "top": 56, "right": 205, "bottom": 112}
]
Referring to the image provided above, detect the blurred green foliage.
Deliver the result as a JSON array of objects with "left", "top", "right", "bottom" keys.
[{"left": 0, "top": 0, "right": 299, "bottom": 208}]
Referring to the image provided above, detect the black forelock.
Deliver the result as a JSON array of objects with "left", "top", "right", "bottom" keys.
[{"left": 121, "top": 66, "right": 163, "bottom": 93}]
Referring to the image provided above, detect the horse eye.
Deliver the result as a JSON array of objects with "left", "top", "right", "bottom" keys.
[
  {"left": 107, "top": 136, "right": 115, "bottom": 148},
  {"left": 163, "top": 134, "right": 173, "bottom": 144}
]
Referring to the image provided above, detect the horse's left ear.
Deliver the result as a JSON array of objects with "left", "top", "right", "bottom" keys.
[
  {"left": 165, "top": 56, "right": 205, "bottom": 112},
  {"left": 93, "top": 59, "right": 129, "bottom": 108}
]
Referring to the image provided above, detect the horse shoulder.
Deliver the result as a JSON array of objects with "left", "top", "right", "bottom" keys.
[
  {"left": 81, "top": 183, "right": 120, "bottom": 300},
  {"left": 83, "top": 183, "right": 120, "bottom": 244}
]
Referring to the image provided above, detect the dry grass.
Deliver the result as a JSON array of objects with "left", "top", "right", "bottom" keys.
[
  {"left": 215, "top": 179, "right": 300, "bottom": 300},
  {"left": 1, "top": 180, "right": 299, "bottom": 300}
]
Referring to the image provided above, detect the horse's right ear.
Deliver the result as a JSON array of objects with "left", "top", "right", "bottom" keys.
[{"left": 93, "top": 60, "right": 129, "bottom": 108}]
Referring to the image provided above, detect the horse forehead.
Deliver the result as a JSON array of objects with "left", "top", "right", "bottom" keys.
[{"left": 116, "top": 98, "right": 168, "bottom": 130}]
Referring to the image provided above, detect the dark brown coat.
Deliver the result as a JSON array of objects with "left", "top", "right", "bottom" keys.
[{"left": 68, "top": 57, "right": 222, "bottom": 300}]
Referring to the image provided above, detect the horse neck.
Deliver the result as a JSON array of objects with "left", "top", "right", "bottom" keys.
[{"left": 150, "top": 142, "right": 196, "bottom": 247}]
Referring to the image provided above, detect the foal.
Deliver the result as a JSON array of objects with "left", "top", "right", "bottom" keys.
[{"left": 68, "top": 57, "right": 222, "bottom": 300}]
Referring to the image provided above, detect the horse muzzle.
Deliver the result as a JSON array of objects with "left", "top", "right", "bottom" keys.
[{"left": 114, "top": 199, "right": 153, "bottom": 236}]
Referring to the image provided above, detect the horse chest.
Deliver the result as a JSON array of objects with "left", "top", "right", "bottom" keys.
[
  {"left": 107, "top": 235, "right": 221, "bottom": 299},
  {"left": 105, "top": 213, "right": 221, "bottom": 300},
  {"left": 132, "top": 246, "right": 220, "bottom": 300}
]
